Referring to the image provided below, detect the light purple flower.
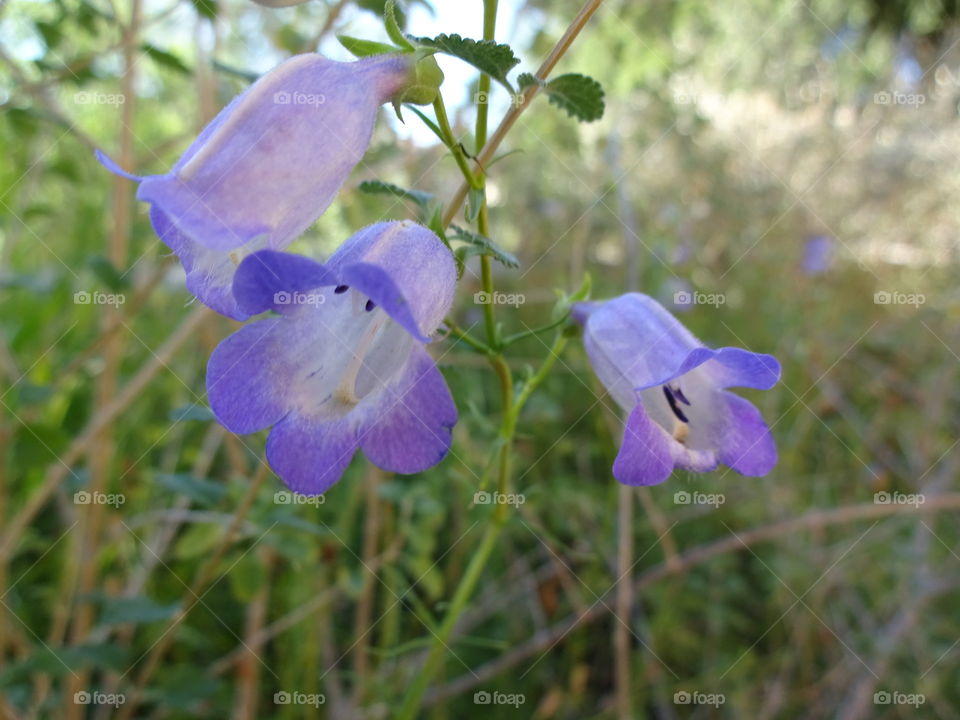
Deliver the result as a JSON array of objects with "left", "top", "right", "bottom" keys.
[
  {"left": 206, "top": 221, "right": 457, "bottom": 495},
  {"left": 98, "top": 53, "right": 411, "bottom": 319},
  {"left": 802, "top": 234, "right": 834, "bottom": 276},
  {"left": 573, "top": 293, "right": 780, "bottom": 486}
]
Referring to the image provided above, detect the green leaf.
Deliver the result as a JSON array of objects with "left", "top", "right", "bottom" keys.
[
  {"left": 543, "top": 73, "right": 605, "bottom": 122},
  {"left": 141, "top": 44, "right": 191, "bottom": 75},
  {"left": 192, "top": 0, "right": 217, "bottom": 20},
  {"left": 168, "top": 403, "right": 215, "bottom": 422},
  {"left": 403, "top": 104, "right": 445, "bottom": 143},
  {"left": 384, "top": 0, "right": 414, "bottom": 51},
  {"left": 88, "top": 255, "right": 130, "bottom": 292},
  {"left": 412, "top": 34, "right": 519, "bottom": 91},
  {"left": 227, "top": 551, "right": 266, "bottom": 603},
  {"left": 465, "top": 186, "right": 484, "bottom": 224},
  {"left": 174, "top": 522, "right": 225, "bottom": 560},
  {"left": 358, "top": 180, "right": 434, "bottom": 208},
  {"left": 96, "top": 596, "right": 181, "bottom": 627},
  {"left": 517, "top": 72, "right": 540, "bottom": 91},
  {"left": 155, "top": 472, "right": 227, "bottom": 506},
  {"left": 337, "top": 34, "right": 404, "bottom": 58},
  {"left": 450, "top": 225, "right": 519, "bottom": 269}
]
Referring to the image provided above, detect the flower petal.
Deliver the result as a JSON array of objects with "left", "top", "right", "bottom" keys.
[
  {"left": 233, "top": 250, "right": 336, "bottom": 317},
  {"left": 612, "top": 404, "right": 676, "bottom": 486},
  {"left": 137, "top": 54, "right": 411, "bottom": 251},
  {"left": 150, "top": 205, "right": 250, "bottom": 320},
  {"left": 356, "top": 345, "right": 456, "bottom": 474},
  {"left": 331, "top": 221, "right": 456, "bottom": 341},
  {"left": 718, "top": 392, "right": 777, "bottom": 476},
  {"left": 206, "top": 318, "right": 292, "bottom": 433},
  {"left": 266, "top": 413, "right": 358, "bottom": 495}
]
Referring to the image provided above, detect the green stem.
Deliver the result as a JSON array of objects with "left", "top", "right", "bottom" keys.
[
  {"left": 432, "top": 94, "right": 477, "bottom": 188},
  {"left": 440, "top": 317, "right": 493, "bottom": 355}
]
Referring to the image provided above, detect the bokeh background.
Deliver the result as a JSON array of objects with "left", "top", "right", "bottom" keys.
[{"left": 2, "top": 0, "right": 960, "bottom": 717}]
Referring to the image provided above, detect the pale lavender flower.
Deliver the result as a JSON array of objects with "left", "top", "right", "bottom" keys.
[
  {"left": 206, "top": 221, "right": 457, "bottom": 494},
  {"left": 574, "top": 293, "right": 780, "bottom": 486},
  {"left": 98, "top": 53, "right": 411, "bottom": 319}
]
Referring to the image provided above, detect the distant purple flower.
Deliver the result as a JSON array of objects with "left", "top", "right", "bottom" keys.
[
  {"left": 207, "top": 221, "right": 457, "bottom": 495},
  {"left": 573, "top": 293, "right": 780, "bottom": 486},
  {"left": 98, "top": 53, "right": 411, "bottom": 319},
  {"left": 802, "top": 234, "right": 834, "bottom": 276}
]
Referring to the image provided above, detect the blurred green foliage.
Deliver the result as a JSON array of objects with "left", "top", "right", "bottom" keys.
[{"left": 2, "top": 0, "right": 959, "bottom": 718}]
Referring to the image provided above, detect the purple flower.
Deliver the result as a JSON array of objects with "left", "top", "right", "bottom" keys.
[
  {"left": 801, "top": 234, "right": 834, "bottom": 276},
  {"left": 573, "top": 293, "right": 780, "bottom": 486},
  {"left": 98, "top": 53, "right": 412, "bottom": 319},
  {"left": 206, "top": 221, "right": 457, "bottom": 495}
]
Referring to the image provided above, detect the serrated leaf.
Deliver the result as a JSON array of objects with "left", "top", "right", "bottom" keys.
[
  {"left": 517, "top": 72, "right": 540, "bottom": 91},
  {"left": 337, "top": 34, "right": 403, "bottom": 58},
  {"left": 450, "top": 225, "right": 519, "bottom": 269},
  {"left": 358, "top": 180, "right": 434, "bottom": 208},
  {"left": 413, "top": 34, "right": 518, "bottom": 91},
  {"left": 141, "top": 44, "right": 191, "bottom": 75},
  {"left": 543, "top": 73, "right": 605, "bottom": 122}
]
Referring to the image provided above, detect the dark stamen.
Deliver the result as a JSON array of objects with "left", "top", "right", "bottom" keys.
[
  {"left": 672, "top": 385, "right": 691, "bottom": 406},
  {"left": 663, "top": 386, "right": 689, "bottom": 423},
  {"left": 365, "top": 299, "right": 376, "bottom": 312},
  {"left": 334, "top": 285, "right": 349, "bottom": 294}
]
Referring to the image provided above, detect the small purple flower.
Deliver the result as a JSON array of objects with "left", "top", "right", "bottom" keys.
[
  {"left": 573, "top": 293, "right": 780, "bottom": 486},
  {"left": 98, "top": 53, "right": 411, "bottom": 319},
  {"left": 801, "top": 234, "right": 834, "bottom": 276},
  {"left": 206, "top": 221, "right": 457, "bottom": 495}
]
